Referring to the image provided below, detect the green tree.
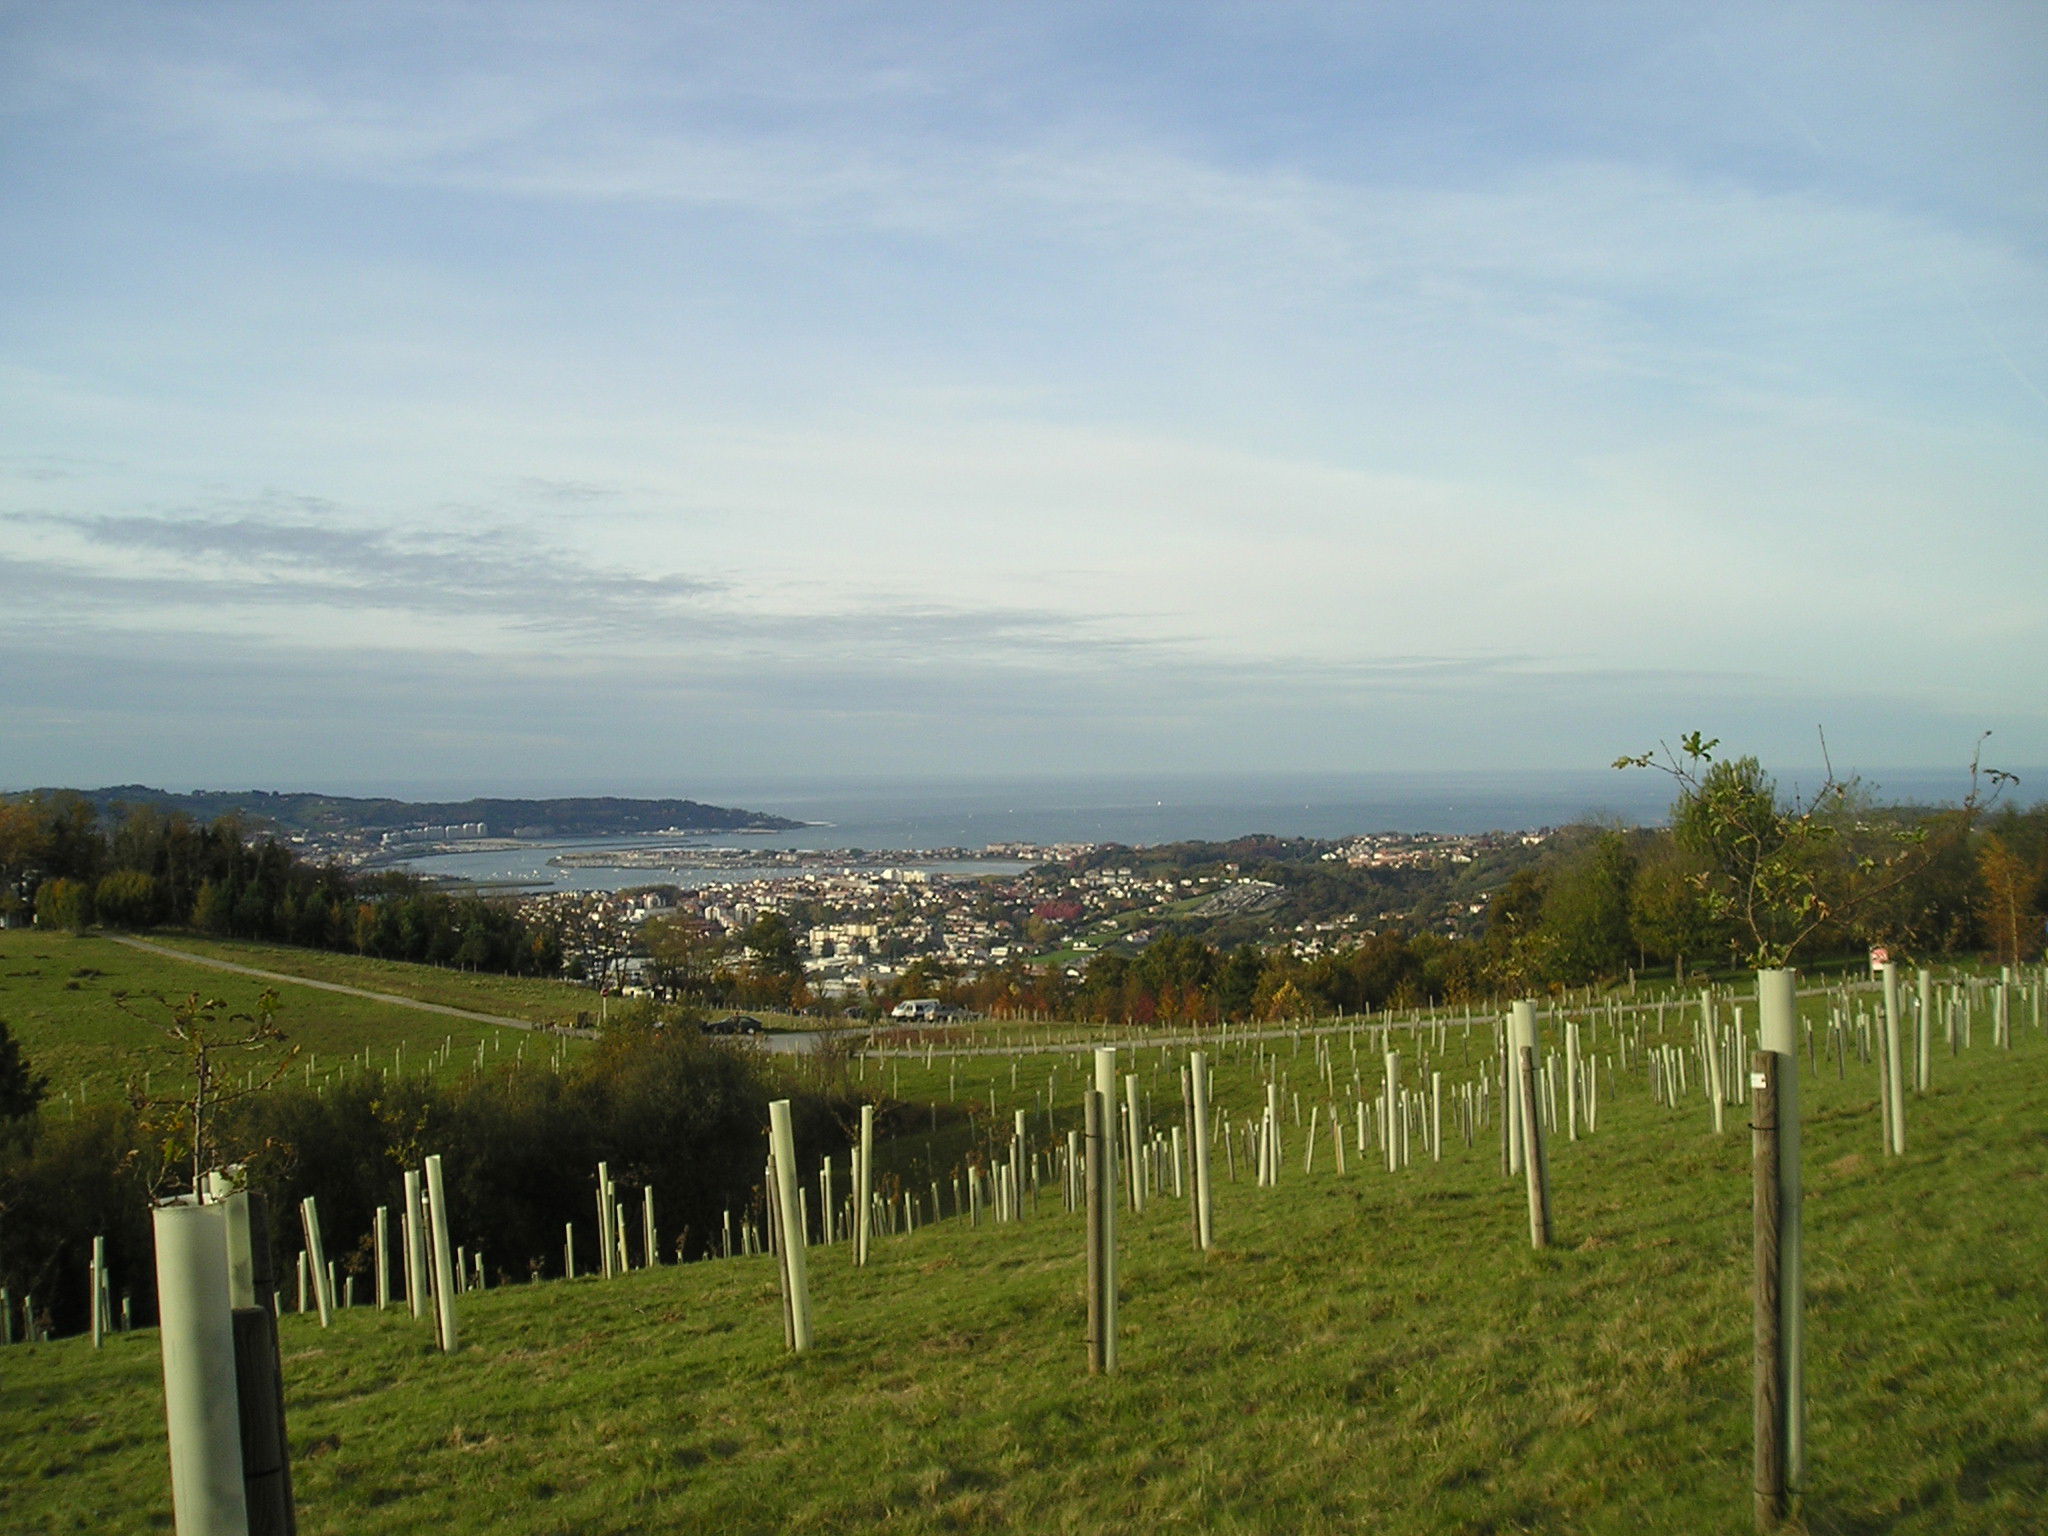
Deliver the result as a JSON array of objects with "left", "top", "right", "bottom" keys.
[
  {"left": 93, "top": 869, "right": 162, "bottom": 929},
  {"left": 0, "top": 799, "right": 44, "bottom": 924},
  {"left": 1627, "top": 837, "right": 1720, "bottom": 975},
  {"left": 1480, "top": 865, "right": 1549, "bottom": 992},
  {"left": 735, "top": 912, "right": 805, "bottom": 1009},
  {"left": 1533, "top": 829, "right": 1637, "bottom": 985},
  {"left": 0, "top": 1017, "right": 48, "bottom": 1120},
  {"left": 34, "top": 877, "right": 92, "bottom": 932},
  {"left": 642, "top": 913, "right": 726, "bottom": 1002},
  {"left": 191, "top": 879, "right": 233, "bottom": 935},
  {"left": 1618, "top": 732, "right": 2010, "bottom": 966}
]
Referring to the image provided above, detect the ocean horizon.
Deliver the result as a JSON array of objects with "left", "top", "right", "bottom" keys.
[{"left": 388, "top": 764, "right": 2036, "bottom": 892}]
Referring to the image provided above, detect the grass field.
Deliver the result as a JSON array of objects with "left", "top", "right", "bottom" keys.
[
  {"left": 0, "top": 931, "right": 593, "bottom": 1105},
  {"left": 4, "top": 964, "right": 2043, "bottom": 1534}
]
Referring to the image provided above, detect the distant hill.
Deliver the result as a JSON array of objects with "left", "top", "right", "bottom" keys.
[{"left": 9, "top": 785, "right": 803, "bottom": 838}]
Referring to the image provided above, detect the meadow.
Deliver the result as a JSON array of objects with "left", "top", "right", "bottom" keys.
[
  {"left": 4, "top": 951, "right": 2042, "bottom": 1534},
  {"left": 0, "top": 931, "right": 595, "bottom": 1108}
]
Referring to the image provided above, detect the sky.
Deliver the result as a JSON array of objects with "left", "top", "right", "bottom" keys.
[{"left": 3, "top": 1, "right": 2044, "bottom": 797}]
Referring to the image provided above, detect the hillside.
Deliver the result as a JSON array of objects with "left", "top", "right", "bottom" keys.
[
  {"left": 3, "top": 969, "right": 2042, "bottom": 1533},
  {"left": 0, "top": 931, "right": 596, "bottom": 1105},
  {"left": 5, "top": 785, "right": 804, "bottom": 837}
]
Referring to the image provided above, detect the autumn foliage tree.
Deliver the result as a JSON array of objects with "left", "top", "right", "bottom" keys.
[{"left": 1976, "top": 835, "right": 2041, "bottom": 964}]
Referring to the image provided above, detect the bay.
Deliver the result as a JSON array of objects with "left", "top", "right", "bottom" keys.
[{"left": 393, "top": 766, "right": 2007, "bottom": 894}]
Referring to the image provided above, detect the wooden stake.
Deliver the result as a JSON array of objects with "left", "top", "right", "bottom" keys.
[
  {"left": 1758, "top": 970, "right": 1803, "bottom": 1493},
  {"left": 1753, "top": 1049, "right": 1784, "bottom": 1531}
]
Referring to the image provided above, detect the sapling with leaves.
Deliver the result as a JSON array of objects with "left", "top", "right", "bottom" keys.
[
  {"left": 1615, "top": 730, "right": 2014, "bottom": 966},
  {"left": 117, "top": 988, "right": 295, "bottom": 1198}
]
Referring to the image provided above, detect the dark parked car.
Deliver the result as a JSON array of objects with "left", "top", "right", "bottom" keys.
[{"left": 703, "top": 1014, "right": 766, "bottom": 1036}]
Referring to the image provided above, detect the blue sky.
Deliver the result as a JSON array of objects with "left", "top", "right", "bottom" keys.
[{"left": 3, "top": 2, "right": 2044, "bottom": 794}]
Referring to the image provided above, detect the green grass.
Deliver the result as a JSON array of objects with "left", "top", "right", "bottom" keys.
[
  {"left": 150, "top": 934, "right": 607, "bottom": 1026},
  {"left": 4, "top": 972, "right": 2044, "bottom": 1533},
  {"left": 0, "top": 931, "right": 590, "bottom": 1105}
]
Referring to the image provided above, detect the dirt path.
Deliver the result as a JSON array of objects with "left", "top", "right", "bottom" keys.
[{"left": 107, "top": 935, "right": 589, "bottom": 1035}]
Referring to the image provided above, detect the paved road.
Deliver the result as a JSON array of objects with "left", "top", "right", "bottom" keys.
[{"left": 108, "top": 935, "right": 591, "bottom": 1036}]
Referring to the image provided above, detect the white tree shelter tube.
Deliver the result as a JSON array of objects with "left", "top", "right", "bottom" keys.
[
  {"left": 153, "top": 1199, "right": 250, "bottom": 1536},
  {"left": 298, "top": 1199, "right": 331, "bottom": 1329},
  {"left": 402, "top": 1171, "right": 428, "bottom": 1321},
  {"left": 768, "top": 1100, "right": 813, "bottom": 1352},
  {"left": 1092, "top": 1049, "right": 1118, "bottom": 1371},
  {"left": 856, "top": 1103, "right": 876, "bottom": 1266},
  {"left": 1190, "top": 1051, "right": 1214, "bottom": 1251},
  {"left": 423, "top": 1156, "right": 460, "bottom": 1354}
]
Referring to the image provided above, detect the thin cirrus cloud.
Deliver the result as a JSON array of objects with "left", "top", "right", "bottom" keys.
[
  {"left": 0, "top": 505, "right": 1166, "bottom": 670},
  {"left": 2, "top": 510, "right": 716, "bottom": 638}
]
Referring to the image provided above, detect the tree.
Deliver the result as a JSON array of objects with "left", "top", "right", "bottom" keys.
[
  {"left": 1480, "top": 865, "right": 1549, "bottom": 992},
  {"left": 0, "top": 800, "right": 43, "bottom": 924},
  {"left": 642, "top": 914, "right": 726, "bottom": 1003},
  {"left": 93, "top": 869, "right": 162, "bottom": 929},
  {"left": 0, "top": 1018, "right": 48, "bottom": 1120},
  {"left": 1532, "top": 829, "right": 1636, "bottom": 984},
  {"left": 1627, "top": 837, "right": 1721, "bottom": 975},
  {"left": 1977, "top": 835, "right": 2041, "bottom": 965},
  {"left": 1259, "top": 978, "right": 1311, "bottom": 1022},
  {"left": 735, "top": 913, "right": 805, "bottom": 1009},
  {"left": 1617, "top": 731, "right": 2011, "bottom": 966},
  {"left": 120, "top": 990, "right": 291, "bottom": 1196},
  {"left": 34, "top": 877, "right": 92, "bottom": 932}
]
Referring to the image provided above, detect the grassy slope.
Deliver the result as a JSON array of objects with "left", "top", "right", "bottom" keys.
[
  {"left": 0, "top": 932, "right": 590, "bottom": 1104},
  {"left": 4, "top": 983, "right": 2044, "bottom": 1534}
]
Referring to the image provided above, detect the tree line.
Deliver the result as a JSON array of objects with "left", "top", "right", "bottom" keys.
[{"left": 0, "top": 794, "right": 563, "bottom": 975}]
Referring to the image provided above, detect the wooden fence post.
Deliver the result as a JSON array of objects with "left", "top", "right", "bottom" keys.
[
  {"left": 1758, "top": 969, "right": 1803, "bottom": 1497},
  {"left": 1753, "top": 1049, "right": 1784, "bottom": 1530}
]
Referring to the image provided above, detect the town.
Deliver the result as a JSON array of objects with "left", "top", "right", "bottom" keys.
[{"left": 506, "top": 829, "right": 1545, "bottom": 1007}]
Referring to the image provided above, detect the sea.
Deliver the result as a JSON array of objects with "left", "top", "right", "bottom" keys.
[{"left": 393, "top": 766, "right": 2008, "bottom": 895}]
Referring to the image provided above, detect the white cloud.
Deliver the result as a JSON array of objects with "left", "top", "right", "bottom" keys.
[{"left": 0, "top": 2, "right": 2042, "bottom": 782}]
